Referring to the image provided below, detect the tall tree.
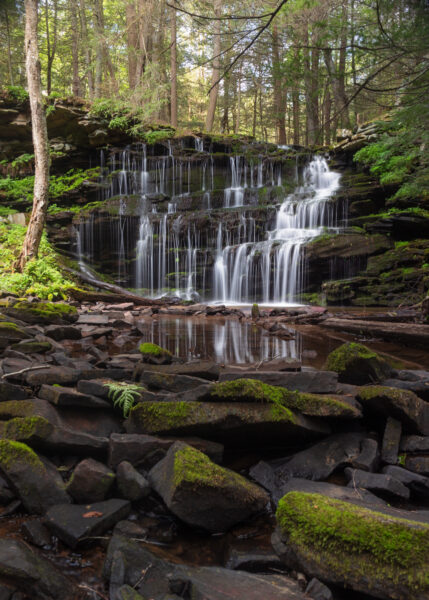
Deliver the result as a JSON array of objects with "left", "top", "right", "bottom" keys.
[
  {"left": 70, "top": 0, "right": 81, "bottom": 96},
  {"left": 272, "top": 23, "right": 286, "bottom": 144},
  {"left": 170, "top": 3, "right": 178, "bottom": 127},
  {"left": 17, "top": 0, "right": 50, "bottom": 270},
  {"left": 44, "top": 0, "right": 58, "bottom": 95},
  {"left": 205, "top": 0, "right": 221, "bottom": 132}
]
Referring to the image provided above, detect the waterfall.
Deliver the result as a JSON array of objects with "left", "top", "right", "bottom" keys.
[
  {"left": 76, "top": 144, "right": 342, "bottom": 304},
  {"left": 212, "top": 155, "right": 341, "bottom": 305}
]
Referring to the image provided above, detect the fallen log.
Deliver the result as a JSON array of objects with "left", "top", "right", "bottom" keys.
[
  {"left": 63, "top": 267, "right": 164, "bottom": 306},
  {"left": 321, "top": 318, "right": 429, "bottom": 349}
]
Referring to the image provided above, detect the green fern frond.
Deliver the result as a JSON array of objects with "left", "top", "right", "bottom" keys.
[{"left": 105, "top": 382, "right": 143, "bottom": 417}]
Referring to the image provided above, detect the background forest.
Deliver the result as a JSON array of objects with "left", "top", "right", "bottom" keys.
[{"left": 1, "top": 0, "right": 428, "bottom": 145}]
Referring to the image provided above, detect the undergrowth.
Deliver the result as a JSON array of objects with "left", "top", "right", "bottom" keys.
[{"left": 106, "top": 382, "right": 143, "bottom": 417}]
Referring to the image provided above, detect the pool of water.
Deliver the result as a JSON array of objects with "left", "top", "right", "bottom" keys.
[{"left": 137, "top": 315, "right": 429, "bottom": 370}]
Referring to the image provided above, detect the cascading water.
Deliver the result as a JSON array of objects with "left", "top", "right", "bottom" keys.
[
  {"left": 76, "top": 142, "right": 343, "bottom": 304},
  {"left": 213, "top": 155, "right": 341, "bottom": 304}
]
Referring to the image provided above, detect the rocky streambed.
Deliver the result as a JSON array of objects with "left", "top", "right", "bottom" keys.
[{"left": 0, "top": 296, "right": 429, "bottom": 600}]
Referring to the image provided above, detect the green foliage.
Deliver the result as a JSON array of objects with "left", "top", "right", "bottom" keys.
[
  {"left": 0, "top": 168, "right": 100, "bottom": 205},
  {"left": 354, "top": 105, "right": 429, "bottom": 205},
  {"left": 106, "top": 382, "right": 143, "bottom": 417},
  {"left": 0, "top": 222, "right": 75, "bottom": 299},
  {"left": 143, "top": 129, "right": 175, "bottom": 144},
  {"left": 139, "top": 342, "right": 171, "bottom": 357},
  {"left": 5, "top": 85, "right": 29, "bottom": 103}
]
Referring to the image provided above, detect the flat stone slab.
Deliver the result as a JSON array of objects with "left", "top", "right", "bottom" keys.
[
  {"left": 126, "top": 401, "right": 330, "bottom": 444},
  {"left": 39, "top": 384, "right": 111, "bottom": 409},
  {"left": 219, "top": 370, "right": 338, "bottom": 393},
  {"left": 46, "top": 498, "right": 130, "bottom": 548}
]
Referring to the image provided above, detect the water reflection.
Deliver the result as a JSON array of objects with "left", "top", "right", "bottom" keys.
[{"left": 140, "top": 316, "right": 301, "bottom": 365}]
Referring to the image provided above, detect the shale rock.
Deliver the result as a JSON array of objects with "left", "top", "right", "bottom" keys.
[
  {"left": 274, "top": 491, "right": 429, "bottom": 600},
  {"left": 357, "top": 385, "right": 429, "bottom": 435},
  {"left": 381, "top": 417, "right": 401, "bottom": 464},
  {"left": 381, "top": 465, "right": 429, "bottom": 498},
  {"left": 0, "top": 440, "right": 70, "bottom": 514},
  {"left": 148, "top": 441, "right": 269, "bottom": 532},
  {"left": 344, "top": 468, "right": 410, "bottom": 500},
  {"left": 139, "top": 371, "right": 209, "bottom": 392},
  {"left": 126, "top": 400, "right": 330, "bottom": 443},
  {"left": 45, "top": 498, "right": 131, "bottom": 548},
  {"left": 66, "top": 458, "right": 115, "bottom": 503},
  {"left": 219, "top": 370, "right": 338, "bottom": 393},
  {"left": 325, "top": 342, "right": 393, "bottom": 384},
  {"left": 0, "top": 538, "right": 76, "bottom": 599},
  {"left": 134, "top": 360, "right": 220, "bottom": 381},
  {"left": 4, "top": 301, "right": 78, "bottom": 325},
  {"left": 116, "top": 461, "right": 151, "bottom": 501},
  {"left": 139, "top": 342, "right": 173, "bottom": 365}
]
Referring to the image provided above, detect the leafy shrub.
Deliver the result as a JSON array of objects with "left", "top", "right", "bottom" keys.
[{"left": 5, "top": 85, "right": 29, "bottom": 103}]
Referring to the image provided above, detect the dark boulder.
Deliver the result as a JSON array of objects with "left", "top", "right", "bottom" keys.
[
  {"left": 66, "top": 458, "right": 115, "bottom": 503},
  {"left": 148, "top": 441, "right": 269, "bottom": 532},
  {"left": 344, "top": 468, "right": 410, "bottom": 500},
  {"left": 381, "top": 417, "right": 401, "bottom": 464},
  {"left": 116, "top": 461, "right": 151, "bottom": 501}
]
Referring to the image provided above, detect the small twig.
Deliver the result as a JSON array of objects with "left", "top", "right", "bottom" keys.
[
  {"left": 133, "top": 563, "right": 153, "bottom": 590},
  {"left": 77, "top": 583, "right": 108, "bottom": 600},
  {"left": 1, "top": 365, "right": 47, "bottom": 380}
]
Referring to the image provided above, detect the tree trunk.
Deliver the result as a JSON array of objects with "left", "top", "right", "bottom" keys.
[
  {"left": 170, "top": 3, "right": 177, "bottom": 127},
  {"left": 93, "top": 0, "right": 104, "bottom": 97},
  {"left": 79, "top": 0, "right": 94, "bottom": 98},
  {"left": 70, "top": 0, "right": 80, "bottom": 96},
  {"left": 272, "top": 24, "right": 286, "bottom": 145},
  {"left": 235, "top": 61, "right": 242, "bottom": 134},
  {"left": 5, "top": 9, "right": 14, "bottom": 86},
  {"left": 45, "top": 0, "right": 58, "bottom": 95},
  {"left": 17, "top": 0, "right": 50, "bottom": 271},
  {"left": 221, "top": 74, "right": 230, "bottom": 133},
  {"left": 205, "top": 0, "right": 221, "bottom": 132},
  {"left": 126, "top": 1, "right": 138, "bottom": 89}
]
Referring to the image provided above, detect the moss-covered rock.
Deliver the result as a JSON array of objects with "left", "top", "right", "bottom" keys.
[
  {"left": 0, "top": 320, "right": 31, "bottom": 349},
  {"left": 0, "top": 439, "right": 70, "bottom": 513},
  {"left": 325, "top": 342, "right": 393, "bottom": 384},
  {"left": 138, "top": 342, "right": 173, "bottom": 365},
  {"left": 148, "top": 441, "right": 269, "bottom": 532},
  {"left": 207, "top": 379, "right": 361, "bottom": 419},
  {"left": 274, "top": 491, "right": 429, "bottom": 600},
  {"left": 126, "top": 399, "right": 330, "bottom": 443},
  {"left": 4, "top": 301, "right": 78, "bottom": 325},
  {"left": 4, "top": 416, "right": 54, "bottom": 446},
  {"left": 0, "top": 400, "right": 38, "bottom": 421},
  {"left": 10, "top": 340, "right": 52, "bottom": 354},
  {"left": 357, "top": 385, "right": 429, "bottom": 435}
]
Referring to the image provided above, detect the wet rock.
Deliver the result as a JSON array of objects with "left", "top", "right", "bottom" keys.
[
  {"left": 38, "top": 384, "right": 111, "bottom": 408},
  {"left": 305, "top": 578, "right": 333, "bottom": 600},
  {"left": 116, "top": 585, "right": 145, "bottom": 600},
  {"left": 139, "top": 342, "right": 173, "bottom": 365},
  {"left": 0, "top": 322, "right": 31, "bottom": 350},
  {"left": 0, "top": 538, "right": 76, "bottom": 599},
  {"left": 224, "top": 548, "right": 286, "bottom": 573},
  {"left": 381, "top": 465, "right": 429, "bottom": 497},
  {"left": 249, "top": 460, "right": 277, "bottom": 495},
  {"left": 10, "top": 341, "right": 52, "bottom": 354},
  {"left": 205, "top": 379, "right": 361, "bottom": 419},
  {"left": 25, "top": 366, "right": 80, "bottom": 387},
  {"left": 148, "top": 441, "right": 269, "bottom": 532},
  {"left": 404, "top": 456, "right": 429, "bottom": 476},
  {"left": 126, "top": 400, "right": 330, "bottom": 444},
  {"left": 274, "top": 491, "right": 429, "bottom": 600},
  {"left": 2, "top": 416, "right": 54, "bottom": 448},
  {"left": 400, "top": 435, "right": 429, "bottom": 453},
  {"left": 219, "top": 370, "right": 338, "bottom": 393},
  {"left": 344, "top": 468, "right": 410, "bottom": 499},
  {"left": 108, "top": 432, "right": 223, "bottom": 470},
  {"left": 325, "top": 342, "right": 393, "bottom": 384},
  {"left": 139, "top": 370, "right": 209, "bottom": 392},
  {"left": 273, "top": 432, "right": 363, "bottom": 485},
  {"left": 21, "top": 520, "right": 52, "bottom": 549},
  {"left": 381, "top": 417, "right": 401, "bottom": 464},
  {"left": 357, "top": 385, "right": 429, "bottom": 435},
  {"left": 381, "top": 377, "right": 429, "bottom": 401},
  {"left": 46, "top": 426, "right": 109, "bottom": 457},
  {"left": 77, "top": 314, "right": 109, "bottom": 325},
  {"left": 4, "top": 301, "right": 78, "bottom": 325},
  {"left": 0, "top": 382, "right": 29, "bottom": 401},
  {"left": 278, "top": 478, "right": 386, "bottom": 507},
  {"left": 104, "top": 535, "right": 307, "bottom": 600},
  {"left": 134, "top": 360, "right": 220, "bottom": 382},
  {"left": 351, "top": 437, "right": 379, "bottom": 472},
  {"left": 45, "top": 498, "right": 131, "bottom": 549},
  {"left": 66, "top": 458, "right": 115, "bottom": 503},
  {"left": 44, "top": 324, "right": 82, "bottom": 341},
  {"left": 116, "top": 461, "right": 151, "bottom": 501},
  {"left": 0, "top": 440, "right": 70, "bottom": 514}
]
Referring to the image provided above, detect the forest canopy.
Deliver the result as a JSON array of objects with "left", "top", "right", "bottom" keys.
[{"left": 1, "top": 0, "right": 428, "bottom": 145}]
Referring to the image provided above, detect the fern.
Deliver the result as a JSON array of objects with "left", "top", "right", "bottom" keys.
[{"left": 105, "top": 382, "right": 143, "bottom": 417}]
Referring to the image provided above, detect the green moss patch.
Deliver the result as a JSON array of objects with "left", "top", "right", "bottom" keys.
[
  {"left": 209, "top": 379, "right": 357, "bottom": 419},
  {"left": 325, "top": 342, "right": 392, "bottom": 384},
  {"left": 139, "top": 342, "right": 171, "bottom": 357},
  {"left": 276, "top": 491, "right": 429, "bottom": 594},
  {"left": 0, "top": 439, "right": 43, "bottom": 471},
  {"left": 0, "top": 401, "right": 37, "bottom": 421},
  {"left": 4, "top": 416, "right": 53, "bottom": 442},
  {"left": 131, "top": 401, "right": 193, "bottom": 430}
]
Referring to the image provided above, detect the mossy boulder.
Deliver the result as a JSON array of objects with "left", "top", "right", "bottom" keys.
[
  {"left": 0, "top": 400, "right": 38, "bottom": 421},
  {"left": 357, "top": 386, "right": 429, "bottom": 435},
  {"left": 3, "top": 416, "right": 54, "bottom": 446},
  {"left": 10, "top": 340, "right": 52, "bottom": 354},
  {"left": 4, "top": 301, "right": 78, "bottom": 325},
  {"left": 274, "top": 491, "right": 429, "bottom": 600},
  {"left": 126, "top": 400, "right": 330, "bottom": 444},
  {"left": 207, "top": 379, "right": 361, "bottom": 419},
  {"left": 325, "top": 342, "right": 393, "bottom": 384},
  {"left": 148, "top": 441, "right": 269, "bottom": 532},
  {"left": 0, "top": 439, "right": 70, "bottom": 514},
  {"left": 0, "top": 320, "right": 31, "bottom": 349},
  {"left": 138, "top": 342, "right": 173, "bottom": 365}
]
